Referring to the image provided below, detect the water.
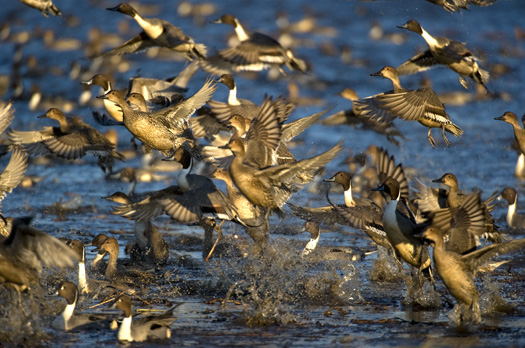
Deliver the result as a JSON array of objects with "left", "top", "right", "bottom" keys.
[{"left": 1, "top": 0, "right": 525, "bottom": 346}]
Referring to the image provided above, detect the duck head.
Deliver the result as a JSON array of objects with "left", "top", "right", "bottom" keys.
[{"left": 397, "top": 19, "right": 423, "bottom": 35}]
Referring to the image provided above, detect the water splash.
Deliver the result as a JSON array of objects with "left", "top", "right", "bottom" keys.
[{"left": 205, "top": 238, "right": 362, "bottom": 326}]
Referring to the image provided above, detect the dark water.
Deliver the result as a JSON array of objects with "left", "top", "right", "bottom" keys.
[{"left": 1, "top": 0, "right": 525, "bottom": 346}]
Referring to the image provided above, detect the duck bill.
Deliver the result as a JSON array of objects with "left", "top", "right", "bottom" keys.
[
  {"left": 371, "top": 183, "right": 385, "bottom": 192},
  {"left": 106, "top": 5, "right": 121, "bottom": 11},
  {"left": 372, "top": 183, "right": 387, "bottom": 199},
  {"left": 96, "top": 94, "right": 108, "bottom": 100},
  {"left": 396, "top": 24, "right": 408, "bottom": 30},
  {"left": 370, "top": 69, "right": 384, "bottom": 77},
  {"left": 431, "top": 178, "right": 444, "bottom": 184},
  {"left": 81, "top": 78, "right": 93, "bottom": 86},
  {"left": 494, "top": 115, "right": 505, "bottom": 121}
]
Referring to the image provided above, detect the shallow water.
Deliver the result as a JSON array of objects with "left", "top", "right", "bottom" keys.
[{"left": 1, "top": 0, "right": 525, "bottom": 346}]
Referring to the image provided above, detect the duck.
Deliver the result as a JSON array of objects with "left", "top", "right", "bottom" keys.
[
  {"left": 323, "top": 171, "right": 393, "bottom": 251},
  {"left": 300, "top": 221, "right": 374, "bottom": 261},
  {"left": 495, "top": 111, "right": 525, "bottom": 156},
  {"left": 82, "top": 74, "right": 124, "bottom": 122},
  {"left": 8, "top": 108, "right": 124, "bottom": 173},
  {"left": 111, "top": 149, "right": 241, "bottom": 224},
  {"left": 18, "top": 0, "right": 61, "bottom": 17},
  {"left": 227, "top": 96, "right": 342, "bottom": 219},
  {"left": 94, "top": 237, "right": 155, "bottom": 283},
  {"left": 89, "top": 233, "right": 109, "bottom": 271},
  {"left": 111, "top": 147, "right": 244, "bottom": 259},
  {"left": 211, "top": 14, "right": 306, "bottom": 74},
  {"left": 431, "top": 172, "right": 500, "bottom": 242},
  {"left": 211, "top": 167, "right": 268, "bottom": 252},
  {"left": 112, "top": 294, "right": 175, "bottom": 342},
  {"left": 321, "top": 88, "right": 404, "bottom": 146},
  {"left": 301, "top": 221, "right": 321, "bottom": 257},
  {"left": 98, "top": 78, "right": 216, "bottom": 157},
  {"left": 0, "top": 101, "right": 15, "bottom": 135},
  {"left": 425, "top": 190, "right": 487, "bottom": 255},
  {"left": 203, "top": 102, "right": 323, "bottom": 176},
  {"left": 396, "top": 19, "right": 489, "bottom": 90},
  {"left": 354, "top": 66, "right": 463, "bottom": 148},
  {"left": 372, "top": 177, "right": 431, "bottom": 280},
  {"left": 0, "top": 147, "right": 28, "bottom": 229},
  {"left": 207, "top": 74, "right": 264, "bottom": 122},
  {"left": 66, "top": 239, "right": 111, "bottom": 295},
  {"left": 0, "top": 217, "right": 79, "bottom": 313},
  {"left": 420, "top": 226, "right": 525, "bottom": 324},
  {"left": 289, "top": 171, "right": 380, "bottom": 225},
  {"left": 322, "top": 149, "right": 408, "bottom": 256},
  {"left": 127, "top": 62, "right": 198, "bottom": 100},
  {"left": 426, "top": 0, "right": 499, "bottom": 13},
  {"left": 103, "top": 192, "right": 170, "bottom": 265},
  {"left": 500, "top": 187, "right": 525, "bottom": 230},
  {"left": 228, "top": 137, "right": 342, "bottom": 215},
  {"left": 52, "top": 281, "right": 110, "bottom": 331},
  {"left": 95, "top": 3, "right": 206, "bottom": 60}
]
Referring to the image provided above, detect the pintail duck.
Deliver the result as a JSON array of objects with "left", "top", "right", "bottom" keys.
[
  {"left": 103, "top": 192, "right": 169, "bottom": 265},
  {"left": 18, "top": 0, "right": 61, "bottom": 17},
  {"left": 0, "top": 217, "right": 79, "bottom": 312},
  {"left": 0, "top": 101, "right": 15, "bottom": 135},
  {"left": 396, "top": 20, "right": 489, "bottom": 90},
  {"left": 300, "top": 221, "right": 374, "bottom": 261},
  {"left": 211, "top": 14, "right": 307, "bottom": 74},
  {"left": 111, "top": 149, "right": 241, "bottom": 225},
  {"left": 52, "top": 281, "right": 110, "bottom": 331},
  {"left": 211, "top": 167, "right": 268, "bottom": 251},
  {"left": 99, "top": 78, "right": 216, "bottom": 157},
  {"left": 324, "top": 171, "right": 392, "bottom": 251},
  {"left": 207, "top": 74, "right": 264, "bottom": 122},
  {"left": 0, "top": 148, "right": 28, "bottom": 230},
  {"left": 227, "top": 96, "right": 342, "bottom": 217},
  {"left": 111, "top": 148, "right": 243, "bottom": 259},
  {"left": 203, "top": 102, "right": 325, "bottom": 180},
  {"left": 420, "top": 226, "right": 525, "bottom": 324},
  {"left": 94, "top": 236, "right": 155, "bottom": 283},
  {"left": 500, "top": 187, "right": 525, "bottom": 230},
  {"left": 96, "top": 3, "right": 206, "bottom": 60},
  {"left": 321, "top": 88, "right": 404, "bottom": 146},
  {"left": 66, "top": 239, "right": 110, "bottom": 295},
  {"left": 426, "top": 0, "right": 499, "bottom": 13},
  {"left": 8, "top": 108, "right": 124, "bottom": 173},
  {"left": 127, "top": 62, "right": 198, "bottom": 100},
  {"left": 495, "top": 111, "right": 525, "bottom": 156},
  {"left": 431, "top": 172, "right": 500, "bottom": 242},
  {"left": 431, "top": 173, "right": 496, "bottom": 210},
  {"left": 301, "top": 221, "right": 321, "bottom": 257},
  {"left": 82, "top": 74, "right": 124, "bottom": 122},
  {"left": 425, "top": 190, "right": 487, "bottom": 255},
  {"left": 290, "top": 170, "right": 389, "bottom": 253},
  {"left": 112, "top": 294, "right": 175, "bottom": 342},
  {"left": 288, "top": 171, "right": 354, "bottom": 227},
  {"left": 373, "top": 177, "right": 431, "bottom": 278},
  {"left": 89, "top": 233, "right": 109, "bottom": 271},
  {"left": 228, "top": 137, "right": 342, "bottom": 215},
  {"left": 354, "top": 66, "right": 463, "bottom": 148}
]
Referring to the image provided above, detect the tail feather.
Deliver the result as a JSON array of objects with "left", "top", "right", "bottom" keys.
[
  {"left": 446, "top": 122, "right": 463, "bottom": 137},
  {"left": 192, "top": 43, "right": 208, "bottom": 59}
]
